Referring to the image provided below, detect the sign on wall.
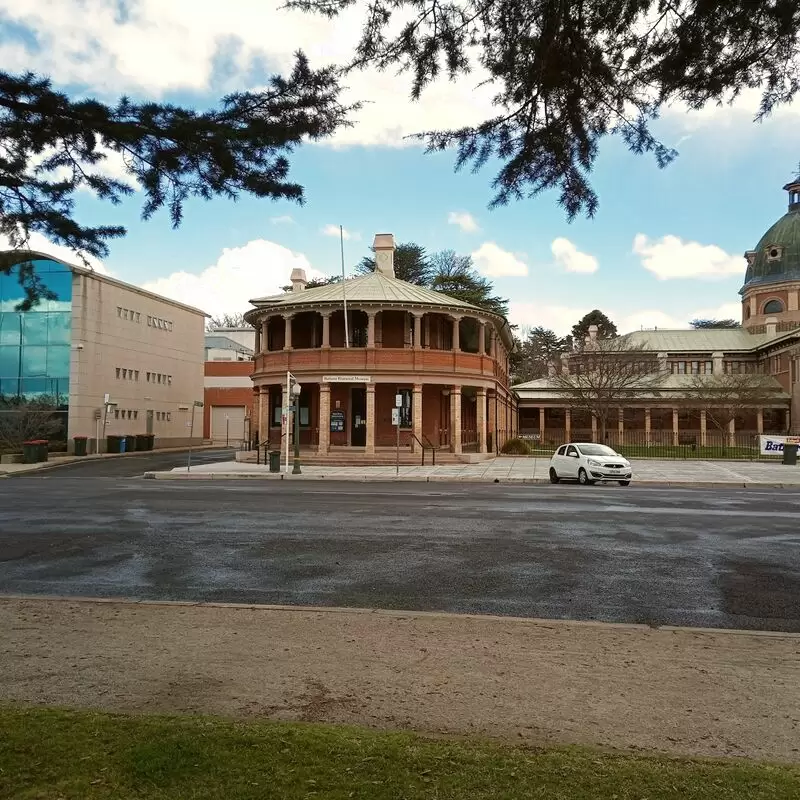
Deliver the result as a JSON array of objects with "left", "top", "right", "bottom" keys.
[
  {"left": 330, "top": 410, "right": 346, "bottom": 432},
  {"left": 759, "top": 435, "right": 800, "bottom": 455},
  {"left": 323, "top": 375, "right": 372, "bottom": 383}
]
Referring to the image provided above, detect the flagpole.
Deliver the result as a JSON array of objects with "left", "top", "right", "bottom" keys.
[{"left": 341, "top": 224, "right": 349, "bottom": 348}]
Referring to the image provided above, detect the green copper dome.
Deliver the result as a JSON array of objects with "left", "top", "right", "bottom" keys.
[{"left": 742, "top": 182, "right": 800, "bottom": 291}]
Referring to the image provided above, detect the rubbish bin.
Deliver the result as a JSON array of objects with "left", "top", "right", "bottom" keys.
[
  {"left": 135, "top": 434, "right": 148, "bottom": 451},
  {"left": 22, "top": 440, "right": 38, "bottom": 464},
  {"left": 145, "top": 434, "right": 155, "bottom": 451},
  {"left": 125, "top": 434, "right": 136, "bottom": 453},
  {"left": 73, "top": 436, "right": 88, "bottom": 456},
  {"left": 268, "top": 450, "right": 281, "bottom": 473},
  {"left": 119, "top": 436, "right": 127, "bottom": 454},
  {"left": 106, "top": 435, "right": 121, "bottom": 454},
  {"left": 783, "top": 443, "right": 798, "bottom": 466},
  {"left": 36, "top": 440, "right": 49, "bottom": 462}
]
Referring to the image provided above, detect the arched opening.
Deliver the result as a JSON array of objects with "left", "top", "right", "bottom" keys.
[{"left": 763, "top": 299, "right": 784, "bottom": 315}]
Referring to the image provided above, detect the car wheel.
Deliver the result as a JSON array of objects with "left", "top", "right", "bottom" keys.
[
  {"left": 549, "top": 467, "right": 560, "bottom": 484},
  {"left": 578, "top": 468, "right": 594, "bottom": 486},
  {"left": 618, "top": 480, "right": 630, "bottom": 486}
]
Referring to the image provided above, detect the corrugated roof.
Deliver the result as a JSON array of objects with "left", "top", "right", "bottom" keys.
[
  {"left": 618, "top": 329, "right": 768, "bottom": 352},
  {"left": 513, "top": 373, "right": 789, "bottom": 399},
  {"left": 250, "top": 272, "right": 488, "bottom": 313},
  {"left": 204, "top": 334, "right": 253, "bottom": 354}
]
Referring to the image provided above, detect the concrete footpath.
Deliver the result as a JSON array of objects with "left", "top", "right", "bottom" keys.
[
  {"left": 146, "top": 456, "right": 800, "bottom": 487},
  {"left": 2, "top": 596, "right": 799, "bottom": 763}
]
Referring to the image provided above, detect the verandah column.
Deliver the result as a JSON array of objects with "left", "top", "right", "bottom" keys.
[
  {"left": 451, "top": 385, "right": 462, "bottom": 454},
  {"left": 413, "top": 313, "right": 422, "bottom": 349},
  {"left": 700, "top": 409, "right": 707, "bottom": 447},
  {"left": 412, "top": 383, "right": 423, "bottom": 452},
  {"left": 365, "top": 384, "right": 376, "bottom": 454},
  {"left": 477, "top": 387, "right": 487, "bottom": 453},
  {"left": 757, "top": 409, "right": 764, "bottom": 435},
  {"left": 644, "top": 407, "right": 651, "bottom": 446},
  {"left": 283, "top": 313, "right": 294, "bottom": 350},
  {"left": 367, "top": 311, "right": 376, "bottom": 348},
  {"left": 728, "top": 417, "right": 736, "bottom": 448},
  {"left": 565, "top": 408, "right": 571, "bottom": 441},
  {"left": 672, "top": 407, "right": 679, "bottom": 446},
  {"left": 258, "top": 385, "right": 269, "bottom": 446},
  {"left": 318, "top": 384, "right": 330, "bottom": 455},
  {"left": 538, "top": 407, "right": 545, "bottom": 436},
  {"left": 488, "top": 392, "right": 497, "bottom": 453},
  {"left": 321, "top": 311, "right": 331, "bottom": 348}
]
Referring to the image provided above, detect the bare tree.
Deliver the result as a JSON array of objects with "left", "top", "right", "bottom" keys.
[
  {"left": 687, "top": 373, "right": 784, "bottom": 438},
  {"left": 0, "top": 398, "right": 64, "bottom": 453},
  {"left": 207, "top": 313, "right": 247, "bottom": 330},
  {"left": 552, "top": 337, "right": 662, "bottom": 440}
]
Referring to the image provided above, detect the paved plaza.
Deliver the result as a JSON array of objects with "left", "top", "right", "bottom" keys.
[{"left": 148, "top": 455, "right": 800, "bottom": 486}]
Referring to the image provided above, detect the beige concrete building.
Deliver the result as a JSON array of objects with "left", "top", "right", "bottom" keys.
[{"left": 0, "top": 250, "right": 206, "bottom": 453}]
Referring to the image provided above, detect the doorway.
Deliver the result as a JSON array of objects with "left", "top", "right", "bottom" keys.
[{"left": 351, "top": 387, "right": 366, "bottom": 446}]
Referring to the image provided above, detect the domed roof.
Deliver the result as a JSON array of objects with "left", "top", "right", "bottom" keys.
[{"left": 742, "top": 181, "right": 800, "bottom": 290}]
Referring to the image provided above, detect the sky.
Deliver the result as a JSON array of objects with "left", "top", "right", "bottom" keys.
[{"left": 1, "top": 0, "right": 799, "bottom": 336}]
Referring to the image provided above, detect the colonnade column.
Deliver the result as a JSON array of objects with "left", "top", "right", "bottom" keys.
[
  {"left": 365, "top": 384, "right": 376, "bottom": 454},
  {"left": 478, "top": 322, "right": 485, "bottom": 354},
  {"left": 539, "top": 407, "right": 545, "bottom": 436},
  {"left": 254, "top": 324, "right": 261, "bottom": 355},
  {"left": 700, "top": 409, "right": 707, "bottom": 447},
  {"left": 261, "top": 318, "right": 268, "bottom": 353},
  {"left": 645, "top": 407, "right": 651, "bottom": 446},
  {"left": 757, "top": 409, "right": 764, "bottom": 435},
  {"left": 367, "top": 311, "right": 376, "bottom": 349},
  {"left": 728, "top": 418, "right": 736, "bottom": 448},
  {"left": 672, "top": 407, "right": 679, "bottom": 446},
  {"left": 452, "top": 316, "right": 461, "bottom": 352},
  {"left": 451, "top": 385, "right": 462, "bottom": 454},
  {"left": 488, "top": 392, "right": 497, "bottom": 453},
  {"left": 477, "top": 387, "right": 487, "bottom": 453},
  {"left": 618, "top": 408, "right": 624, "bottom": 445},
  {"left": 413, "top": 383, "right": 423, "bottom": 452},
  {"left": 318, "top": 384, "right": 330, "bottom": 455},
  {"left": 565, "top": 408, "right": 571, "bottom": 441}
]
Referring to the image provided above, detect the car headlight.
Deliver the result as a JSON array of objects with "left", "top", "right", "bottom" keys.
[{"left": 587, "top": 458, "right": 601, "bottom": 466}]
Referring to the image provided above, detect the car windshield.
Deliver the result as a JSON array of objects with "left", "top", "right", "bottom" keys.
[{"left": 577, "top": 444, "right": 617, "bottom": 456}]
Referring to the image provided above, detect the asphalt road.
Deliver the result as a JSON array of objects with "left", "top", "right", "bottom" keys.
[
  {"left": 13, "top": 448, "right": 237, "bottom": 478},
  {"left": 1, "top": 478, "right": 799, "bottom": 631}
]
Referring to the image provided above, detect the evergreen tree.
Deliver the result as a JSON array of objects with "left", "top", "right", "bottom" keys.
[
  {"left": 355, "top": 242, "right": 432, "bottom": 285},
  {"left": 290, "top": 0, "right": 800, "bottom": 217},
  {"left": 690, "top": 318, "right": 741, "bottom": 329},
  {"left": 572, "top": 310, "right": 618, "bottom": 343}
]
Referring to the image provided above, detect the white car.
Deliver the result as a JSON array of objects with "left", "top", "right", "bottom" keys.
[{"left": 549, "top": 442, "right": 632, "bottom": 486}]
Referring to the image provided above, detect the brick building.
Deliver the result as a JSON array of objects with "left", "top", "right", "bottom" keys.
[
  {"left": 515, "top": 181, "right": 800, "bottom": 447},
  {"left": 203, "top": 329, "right": 256, "bottom": 446},
  {"left": 244, "top": 233, "right": 517, "bottom": 462}
]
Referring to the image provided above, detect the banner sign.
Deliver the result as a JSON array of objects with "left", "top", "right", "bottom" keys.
[
  {"left": 322, "top": 375, "right": 371, "bottom": 383},
  {"left": 759, "top": 435, "right": 800, "bottom": 455}
]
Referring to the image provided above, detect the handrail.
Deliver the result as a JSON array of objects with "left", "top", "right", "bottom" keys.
[{"left": 411, "top": 433, "right": 439, "bottom": 466}]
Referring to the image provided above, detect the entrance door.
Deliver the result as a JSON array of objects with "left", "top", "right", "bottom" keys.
[{"left": 351, "top": 387, "right": 366, "bottom": 446}]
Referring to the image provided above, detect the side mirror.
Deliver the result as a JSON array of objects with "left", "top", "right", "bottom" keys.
[{"left": 568, "top": 452, "right": 578, "bottom": 458}]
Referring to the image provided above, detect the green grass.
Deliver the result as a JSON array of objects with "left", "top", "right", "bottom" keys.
[{"left": 1, "top": 708, "right": 798, "bottom": 799}]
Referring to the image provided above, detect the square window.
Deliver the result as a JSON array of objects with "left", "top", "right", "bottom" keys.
[{"left": 116, "top": 367, "right": 121, "bottom": 379}]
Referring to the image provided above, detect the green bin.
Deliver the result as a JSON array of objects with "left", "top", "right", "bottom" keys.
[
  {"left": 782, "top": 443, "right": 798, "bottom": 466},
  {"left": 135, "top": 434, "right": 148, "bottom": 451},
  {"left": 124, "top": 434, "right": 136, "bottom": 453},
  {"left": 145, "top": 434, "right": 155, "bottom": 451},
  {"left": 73, "top": 436, "right": 88, "bottom": 457},
  {"left": 268, "top": 450, "right": 281, "bottom": 473},
  {"left": 106, "top": 435, "right": 122, "bottom": 454},
  {"left": 37, "top": 440, "right": 49, "bottom": 463},
  {"left": 22, "top": 440, "right": 38, "bottom": 464}
]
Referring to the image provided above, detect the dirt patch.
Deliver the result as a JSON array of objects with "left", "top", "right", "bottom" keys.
[{"left": 1, "top": 597, "right": 799, "bottom": 762}]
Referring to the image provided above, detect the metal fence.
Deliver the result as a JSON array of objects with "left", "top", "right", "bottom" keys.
[{"left": 518, "top": 428, "right": 790, "bottom": 460}]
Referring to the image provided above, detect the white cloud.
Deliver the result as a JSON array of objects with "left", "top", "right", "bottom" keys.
[
  {"left": 270, "top": 215, "right": 295, "bottom": 225},
  {"left": 321, "top": 224, "right": 359, "bottom": 241},
  {"left": 140, "top": 239, "right": 326, "bottom": 316},
  {"left": 551, "top": 237, "right": 598, "bottom": 274},
  {"left": 471, "top": 242, "right": 528, "bottom": 277},
  {"left": 447, "top": 211, "right": 480, "bottom": 233},
  {"left": 509, "top": 303, "right": 589, "bottom": 336},
  {"left": 633, "top": 233, "right": 743, "bottom": 281}
]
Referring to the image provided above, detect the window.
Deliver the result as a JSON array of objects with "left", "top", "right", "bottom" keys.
[
  {"left": 134, "top": 370, "right": 139, "bottom": 381},
  {"left": 690, "top": 361, "right": 701, "bottom": 375},
  {"left": 398, "top": 388, "right": 412, "bottom": 428},
  {"left": 763, "top": 299, "right": 784, "bottom": 315},
  {"left": 114, "top": 409, "right": 120, "bottom": 419},
  {"left": 116, "top": 367, "right": 121, "bottom": 379},
  {"left": 157, "top": 374, "right": 162, "bottom": 384},
  {"left": 671, "top": 361, "right": 687, "bottom": 375},
  {"left": 147, "top": 316, "right": 153, "bottom": 326},
  {"left": 135, "top": 312, "right": 140, "bottom": 323},
  {"left": 704, "top": 361, "right": 713, "bottom": 374},
  {"left": 557, "top": 446, "right": 566, "bottom": 456},
  {"left": 133, "top": 410, "right": 138, "bottom": 420},
  {"left": 146, "top": 372, "right": 151, "bottom": 382},
  {"left": 117, "top": 307, "right": 122, "bottom": 317},
  {"left": 156, "top": 411, "right": 162, "bottom": 421},
  {"left": 566, "top": 445, "right": 578, "bottom": 457},
  {"left": 167, "top": 375, "right": 172, "bottom": 385},
  {"left": 166, "top": 412, "right": 171, "bottom": 422}
]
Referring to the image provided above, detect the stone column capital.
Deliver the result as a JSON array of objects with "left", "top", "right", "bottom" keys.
[
  {"left": 319, "top": 310, "right": 332, "bottom": 318},
  {"left": 366, "top": 383, "right": 376, "bottom": 393}
]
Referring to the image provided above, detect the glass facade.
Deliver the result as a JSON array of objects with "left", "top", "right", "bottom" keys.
[{"left": 0, "top": 258, "right": 73, "bottom": 402}]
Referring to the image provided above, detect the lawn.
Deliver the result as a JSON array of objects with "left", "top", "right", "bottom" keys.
[{"left": 1, "top": 708, "right": 798, "bottom": 799}]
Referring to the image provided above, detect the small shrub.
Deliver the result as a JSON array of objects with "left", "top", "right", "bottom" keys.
[{"left": 500, "top": 437, "right": 531, "bottom": 455}]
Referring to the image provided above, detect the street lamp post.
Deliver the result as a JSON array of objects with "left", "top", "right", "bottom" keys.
[{"left": 291, "top": 382, "right": 302, "bottom": 474}]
